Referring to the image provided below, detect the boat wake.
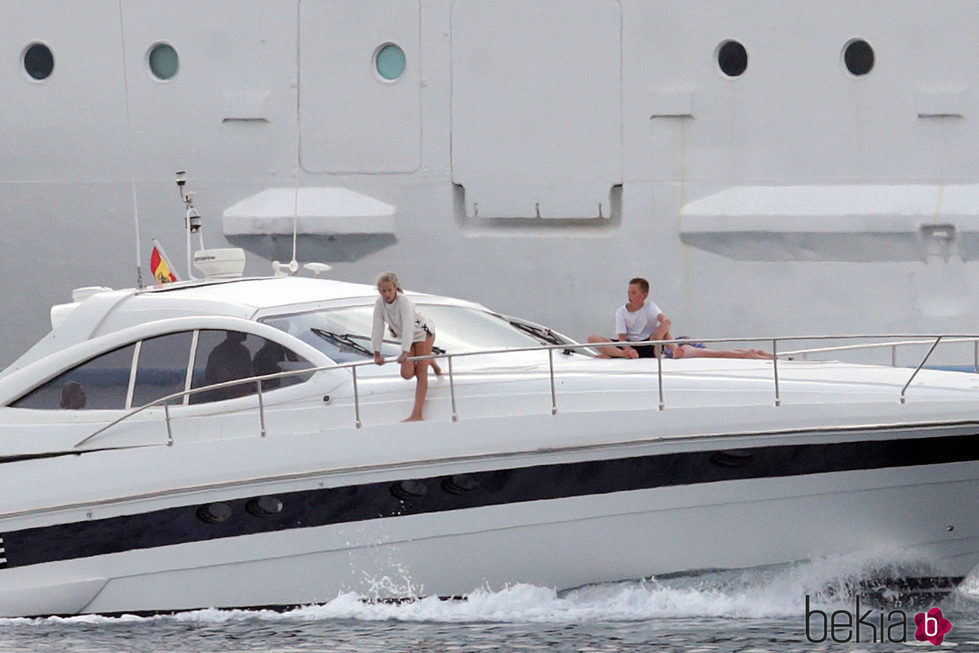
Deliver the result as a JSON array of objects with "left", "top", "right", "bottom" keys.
[{"left": 12, "top": 550, "right": 978, "bottom": 626}]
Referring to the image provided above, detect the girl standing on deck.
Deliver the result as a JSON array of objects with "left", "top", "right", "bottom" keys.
[{"left": 371, "top": 272, "right": 441, "bottom": 421}]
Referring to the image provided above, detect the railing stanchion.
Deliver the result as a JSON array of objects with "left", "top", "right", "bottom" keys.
[
  {"left": 772, "top": 339, "right": 781, "bottom": 407},
  {"left": 448, "top": 356, "right": 458, "bottom": 422},
  {"left": 164, "top": 403, "right": 173, "bottom": 446},
  {"left": 901, "top": 336, "right": 942, "bottom": 404},
  {"left": 256, "top": 381, "right": 267, "bottom": 437},
  {"left": 657, "top": 345, "right": 664, "bottom": 411},
  {"left": 352, "top": 365, "right": 362, "bottom": 428},
  {"left": 974, "top": 339, "right": 978, "bottom": 374},
  {"left": 891, "top": 344, "right": 897, "bottom": 367},
  {"left": 548, "top": 348, "right": 557, "bottom": 415}
]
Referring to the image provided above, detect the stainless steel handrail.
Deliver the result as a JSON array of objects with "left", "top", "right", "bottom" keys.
[{"left": 73, "top": 333, "right": 979, "bottom": 449}]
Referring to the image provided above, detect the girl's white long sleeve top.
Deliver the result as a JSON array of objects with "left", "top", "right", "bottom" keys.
[{"left": 371, "top": 294, "right": 433, "bottom": 353}]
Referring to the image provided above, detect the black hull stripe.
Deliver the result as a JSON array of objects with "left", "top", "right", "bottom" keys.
[{"left": 3, "top": 432, "right": 978, "bottom": 569}]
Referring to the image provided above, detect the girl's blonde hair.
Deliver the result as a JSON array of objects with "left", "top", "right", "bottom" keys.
[{"left": 376, "top": 271, "right": 403, "bottom": 293}]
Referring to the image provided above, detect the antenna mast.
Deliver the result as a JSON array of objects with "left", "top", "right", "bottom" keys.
[{"left": 176, "top": 170, "right": 203, "bottom": 280}]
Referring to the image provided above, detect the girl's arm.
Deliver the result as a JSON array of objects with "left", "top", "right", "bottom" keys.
[
  {"left": 371, "top": 300, "right": 386, "bottom": 356},
  {"left": 398, "top": 296, "right": 415, "bottom": 353}
]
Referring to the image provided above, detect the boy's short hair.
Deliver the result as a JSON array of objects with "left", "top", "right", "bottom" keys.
[{"left": 629, "top": 277, "right": 650, "bottom": 294}]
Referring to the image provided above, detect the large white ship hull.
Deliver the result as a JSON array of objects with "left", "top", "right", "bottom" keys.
[{"left": 3, "top": 2, "right": 979, "bottom": 364}]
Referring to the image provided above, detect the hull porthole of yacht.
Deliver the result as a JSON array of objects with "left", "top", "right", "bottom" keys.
[
  {"left": 708, "top": 450, "right": 755, "bottom": 468},
  {"left": 390, "top": 480, "right": 427, "bottom": 501},
  {"left": 441, "top": 474, "right": 479, "bottom": 495},
  {"left": 196, "top": 502, "right": 233, "bottom": 524},
  {"left": 246, "top": 496, "right": 284, "bottom": 518}
]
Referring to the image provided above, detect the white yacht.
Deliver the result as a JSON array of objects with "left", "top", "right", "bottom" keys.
[
  {"left": 2, "top": 2, "right": 979, "bottom": 366},
  {"left": 0, "top": 263, "right": 974, "bottom": 616}
]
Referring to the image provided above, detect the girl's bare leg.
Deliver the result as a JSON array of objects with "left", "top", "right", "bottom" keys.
[{"left": 404, "top": 335, "right": 435, "bottom": 421}]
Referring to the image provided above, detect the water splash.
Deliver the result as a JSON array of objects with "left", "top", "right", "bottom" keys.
[{"left": 9, "top": 550, "right": 977, "bottom": 626}]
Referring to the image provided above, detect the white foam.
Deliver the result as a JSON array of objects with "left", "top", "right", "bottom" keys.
[{"left": 9, "top": 550, "right": 977, "bottom": 626}]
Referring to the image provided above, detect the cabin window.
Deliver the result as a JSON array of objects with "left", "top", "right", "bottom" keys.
[
  {"left": 23, "top": 43, "right": 54, "bottom": 81},
  {"left": 130, "top": 332, "right": 193, "bottom": 408},
  {"left": 11, "top": 344, "right": 137, "bottom": 410},
  {"left": 844, "top": 39, "right": 874, "bottom": 76},
  {"left": 717, "top": 40, "right": 748, "bottom": 77},
  {"left": 374, "top": 43, "right": 406, "bottom": 81},
  {"left": 148, "top": 42, "right": 179, "bottom": 81},
  {"left": 190, "top": 330, "right": 311, "bottom": 403}
]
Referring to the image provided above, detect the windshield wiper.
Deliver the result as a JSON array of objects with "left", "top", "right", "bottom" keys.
[
  {"left": 343, "top": 332, "right": 446, "bottom": 355},
  {"left": 311, "top": 329, "right": 373, "bottom": 357},
  {"left": 507, "top": 319, "right": 577, "bottom": 355}
]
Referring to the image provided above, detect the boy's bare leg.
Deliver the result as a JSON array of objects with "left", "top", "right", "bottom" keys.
[{"left": 587, "top": 334, "right": 635, "bottom": 358}]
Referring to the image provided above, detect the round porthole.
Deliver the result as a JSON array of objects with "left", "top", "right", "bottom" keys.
[
  {"left": 716, "top": 40, "right": 748, "bottom": 77},
  {"left": 442, "top": 474, "right": 479, "bottom": 495},
  {"left": 843, "top": 39, "right": 874, "bottom": 76},
  {"left": 23, "top": 43, "right": 54, "bottom": 81},
  {"left": 196, "top": 502, "right": 232, "bottom": 524},
  {"left": 374, "top": 43, "right": 406, "bottom": 81},
  {"left": 148, "top": 42, "right": 179, "bottom": 81},
  {"left": 246, "top": 495, "right": 283, "bottom": 518},
  {"left": 390, "top": 479, "right": 427, "bottom": 500}
]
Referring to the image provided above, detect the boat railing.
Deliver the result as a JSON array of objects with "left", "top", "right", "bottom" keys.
[{"left": 74, "top": 333, "right": 979, "bottom": 449}]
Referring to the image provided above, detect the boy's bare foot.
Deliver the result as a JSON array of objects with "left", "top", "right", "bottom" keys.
[{"left": 402, "top": 414, "right": 424, "bottom": 422}]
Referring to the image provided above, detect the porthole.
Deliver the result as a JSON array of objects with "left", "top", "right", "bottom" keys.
[
  {"left": 23, "top": 43, "right": 54, "bottom": 81},
  {"left": 716, "top": 40, "right": 748, "bottom": 77},
  {"left": 246, "top": 495, "right": 283, "bottom": 518},
  {"left": 843, "top": 39, "right": 874, "bottom": 76},
  {"left": 390, "top": 479, "right": 427, "bottom": 500},
  {"left": 374, "top": 43, "right": 406, "bottom": 81},
  {"left": 196, "top": 502, "right": 232, "bottom": 524},
  {"left": 442, "top": 474, "right": 479, "bottom": 495},
  {"left": 148, "top": 42, "right": 179, "bottom": 81}
]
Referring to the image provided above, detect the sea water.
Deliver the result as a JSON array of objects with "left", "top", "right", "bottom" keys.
[{"left": 0, "top": 552, "right": 976, "bottom": 652}]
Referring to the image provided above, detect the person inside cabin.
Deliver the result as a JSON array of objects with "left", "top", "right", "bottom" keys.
[
  {"left": 203, "top": 331, "right": 254, "bottom": 400},
  {"left": 253, "top": 339, "right": 292, "bottom": 391},
  {"left": 60, "top": 381, "right": 86, "bottom": 409},
  {"left": 587, "top": 277, "right": 773, "bottom": 360},
  {"left": 371, "top": 271, "right": 442, "bottom": 422}
]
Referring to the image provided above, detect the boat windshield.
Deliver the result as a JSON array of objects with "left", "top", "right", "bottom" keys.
[{"left": 261, "top": 304, "right": 549, "bottom": 363}]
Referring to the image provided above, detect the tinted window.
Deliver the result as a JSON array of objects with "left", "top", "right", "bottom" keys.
[
  {"left": 252, "top": 337, "right": 312, "bottom": 391},
  {"left": 12, "top": 344, "right": 136, "bottom": 410},
  {"left": 190, "top": 331, "right": 311, "bottom": 403},
  {"left": 131, "top": 332, "right": 193, "bottom": 407}
]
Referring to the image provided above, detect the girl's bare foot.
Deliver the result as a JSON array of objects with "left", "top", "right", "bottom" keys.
[{"left": 402, "top": 414, "right": 423, "bottom": 422}]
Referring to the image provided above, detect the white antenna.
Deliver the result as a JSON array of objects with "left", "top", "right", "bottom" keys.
[
  {"left": 176, "top": 170, "right": 203, "bottom": 279},
  {"left": 273, "top": 169, "right": 302, "bottom": 276},
  {"left": 291, "top": 173, "right": 299, "bottom": 269},
  {"left": 117, "top": 0, "right": 143, "bottom": 287}
]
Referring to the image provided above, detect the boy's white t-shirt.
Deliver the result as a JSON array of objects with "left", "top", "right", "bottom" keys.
[{"left": 614, "top": 301, "right": 663, "bottom": 342}]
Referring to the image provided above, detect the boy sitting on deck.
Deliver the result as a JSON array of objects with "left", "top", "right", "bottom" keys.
[{"left": 587, "top": 278, "right": 772, "bottom": 360}]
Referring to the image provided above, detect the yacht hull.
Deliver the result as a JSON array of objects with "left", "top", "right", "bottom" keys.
[{"left": 0, "top": 421, "right": 975, "bottom": 616}]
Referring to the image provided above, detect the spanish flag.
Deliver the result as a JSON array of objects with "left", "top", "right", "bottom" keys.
[{"left": 150, "top": 239, "right": 179, "bottom": 284}]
